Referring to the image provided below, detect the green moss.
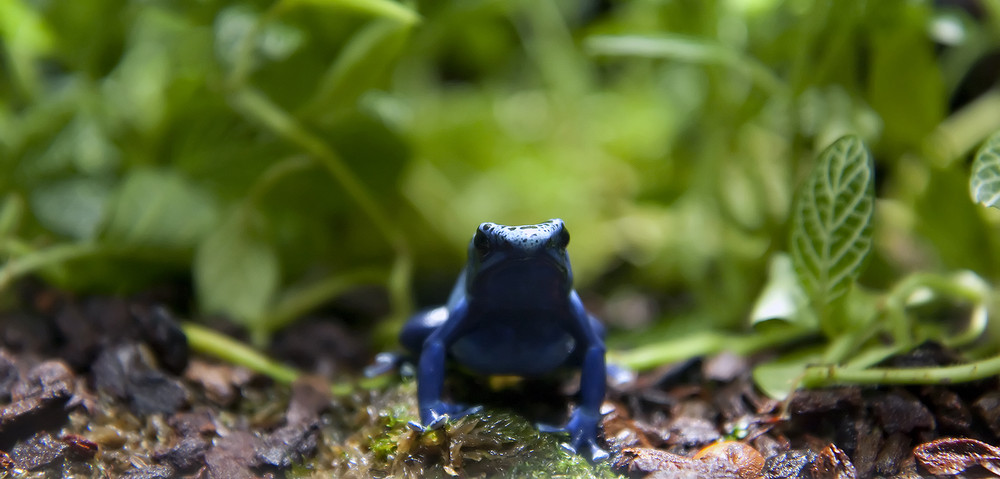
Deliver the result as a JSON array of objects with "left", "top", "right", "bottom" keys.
[
  {"left": 320, "top": 382, "right": 620, "bottom": 478},
  {"left": 369, "top": 435, "right": 397, "bottom": 461}
]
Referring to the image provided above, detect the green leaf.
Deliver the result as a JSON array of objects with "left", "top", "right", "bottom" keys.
[
  {"left": 969, "top": 131, "right": 1000, "bottom": 209},
  {"left": 194, "top": 210, "right": 279, "bottom": 329},
  {"left": 0, "top": 193, "right": 24, "bottom": 239},
  {"left": 0, "top": 0, "right": 55, "bottom": 53},
  {"left": 103, "top": 169, "right": 218, "bottom": 249},
  {"left": 102, "top": 43, "right": 169, "bottom": 136},
  {"left": 749, "top": 253, "right": 814, "bottom": 328},
  {"left": 0, "top": 0, "right": 55, "bottom": 98},
  {"left": 30, "top": 177, "right": 113, "bottom": 241},
  {"left": 752, "top": 347, "right": 823, "bottom": 400},
  {"left": 34, "top": 115, "right": 121, "bottom": 177},
  {"left": 866, "top": 3, "right": 945, "bottom": 149},
  {"left": 213, "top": 6, "right": 305, "bottom": 74},
  {"left": 585, "top": 34, "right": 785, "bottom": 95},
  {"left": 301, "top": 20, "right": 411, "bottom": 119},
  {"left": 790, "top": 135, "right": 875, "bottom": 307}
]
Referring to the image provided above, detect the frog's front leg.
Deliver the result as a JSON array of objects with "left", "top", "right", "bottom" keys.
[
  {"left": 541, "top": 293, "right": 608, "bottom": 462},
  {"left": 565, "top": 343, "right": 608, "bottom": 461},
  {"left": 413, "top": 299, "right": 480, "bottom": 430},
  {"left": 401, "top": 306, "right": 449, "bottom": 353},
  {"left": 365, "top": 306, "right": 450, "bottom": 378}
]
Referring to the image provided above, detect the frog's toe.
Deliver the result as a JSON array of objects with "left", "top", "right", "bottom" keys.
[
  {"left": 414, "top": 403, "right": 484, "bottom": 432},
  {"left": 538, "top": 409, "right": 607, "bottom": 462},
  {"left": 408, "top": 413, "right": 448, "bottom": 432},
  {"left": 536, "top": 411, "right": 597, "bottom": 438},
  {"left": 580, "top": 440, "right": 609, "bottom": 463},
  {"left": 553, "top": 437, "right": 608, "bottom": 463},
  {"left": 407, "top": 420, "right": 426, "bottom": 432},
  {"left": 558, "top": 442, "right": 576, "bottom": 455},
  {"left": 536, "top": 422, "right": 568, "bottom": 434},
  {"left": 427, "top": 414, "right": 448, "bottom": 429}
]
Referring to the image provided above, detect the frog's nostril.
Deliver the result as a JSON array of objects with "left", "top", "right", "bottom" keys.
[
  {"left": 473, "top": 228, "right": 491, "bottom": 254},
  {"left": 549, "top": 226, "right": 570, "bottom": 249}
]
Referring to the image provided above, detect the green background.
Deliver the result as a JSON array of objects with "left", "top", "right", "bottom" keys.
[{"left": 3, "top": 0, "right": 1000, "bottom": 350}]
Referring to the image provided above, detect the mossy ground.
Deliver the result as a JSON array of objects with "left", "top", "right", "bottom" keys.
[{"left": 312, "top": 381, "right": 621, "bottom": 478}]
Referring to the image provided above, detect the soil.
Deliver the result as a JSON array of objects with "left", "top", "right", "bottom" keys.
[{"left": 1, "top": 282, "right": 1000, "bottom": 478}]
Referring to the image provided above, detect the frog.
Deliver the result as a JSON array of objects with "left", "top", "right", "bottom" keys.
[{"left": 396, "top": 219, "right": 608, "bottom": 461}]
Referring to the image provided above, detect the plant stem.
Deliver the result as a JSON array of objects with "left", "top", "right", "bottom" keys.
[
  {"left": 0, "top": 193, "right": 24, "bottom": 239},
  {"left": 276, "top": 0, "right": 420, "bottom": 25},
  {"left": 889, "top": 272, "right": 989, "bottom": 305},
  {"left": 515, "top": 0, "right": 589, "bottom": 99},
  {"left": 230, "top": 87, "right": 414, "bottom": 327},
  {"left": 262, "top": 267, "right": 387, "bottom": 334},
  {"left": 585, "top": 34, "right": 788, "bottom": 97},
  {"left": 612, "top": 326, "right": 813, "bottom": 371},
  {"left": 802, "top": 352, "right": 1000, "bottom": 387},
  {"left": 925, "top": 87, "right": 1000, "bottom": 168},
  {"left": 0, "top": 242, "right": 103, "bottom": 292},
  {"left": 224, "top": 6, "right": 417, "bottom": 341},
  {"left": 882, "top": 271, "right": 990, "bottom": 348},
  {"left": 182, "top": 322, "right": 391, "bottom": 396},
  {"left": 822, "top": 326, "right": 876, "bottom": 364},
  {"left": 245, "top": 155, "right": 317, "bottom": 206},
  {"left": 183, "top": 322, "right": 299, "bottom": 384}
]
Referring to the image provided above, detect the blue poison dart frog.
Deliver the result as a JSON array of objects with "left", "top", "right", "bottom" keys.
[{"left": 371, "top": 219, "right": 609, "bottom": 461}]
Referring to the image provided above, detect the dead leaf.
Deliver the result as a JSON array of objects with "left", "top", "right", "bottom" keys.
[
  {"left": 810, "top": 443, "right": 856, "bottom": 479},
  {"left": 913, "top": 437, "right": 1000, "bottom": 475}
]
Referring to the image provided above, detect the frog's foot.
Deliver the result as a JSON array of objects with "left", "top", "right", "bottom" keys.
[
  {"left": 407, "top": 417, "right": 446, "bottom": 432},
  {"left": 538, "top": 409, "right": 608, "bottom": 462},
  {"left": 408, "top": 403, "right": 484, "bottom": 432},
  {"left": 364, "top": 352, "right": 404, "bottom": 378}
]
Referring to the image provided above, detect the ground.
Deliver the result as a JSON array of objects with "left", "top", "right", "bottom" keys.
[{"left": 1, "top": 283, "right": 999, "bottom": 478}]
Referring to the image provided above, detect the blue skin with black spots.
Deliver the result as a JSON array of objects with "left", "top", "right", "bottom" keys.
[{"left": 400, "top": 219, "right": 608, "bottom": 461}]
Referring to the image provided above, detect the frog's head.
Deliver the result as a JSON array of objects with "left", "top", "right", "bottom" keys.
[{"left": 464, "top": 219, "right": 573, "bottom": 303}]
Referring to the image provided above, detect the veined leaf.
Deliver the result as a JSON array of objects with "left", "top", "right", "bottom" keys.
[
  {"left": 790, "top": 136, "right": 874, "bottom": 307},
  {"left": 969, "top": 131, "right": 1000, "bottom": 209}
]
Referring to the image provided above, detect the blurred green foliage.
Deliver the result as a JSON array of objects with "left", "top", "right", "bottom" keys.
[{"left": 3, "top": 0, "right": 1000, "bottom": 352}]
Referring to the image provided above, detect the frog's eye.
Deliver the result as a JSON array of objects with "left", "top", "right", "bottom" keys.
[
  {"left": 549, "top": 226, "right": 570, "bottom": 249},
  {"left": 473, "top": 227, "right": 491, "bottom": 255}
]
